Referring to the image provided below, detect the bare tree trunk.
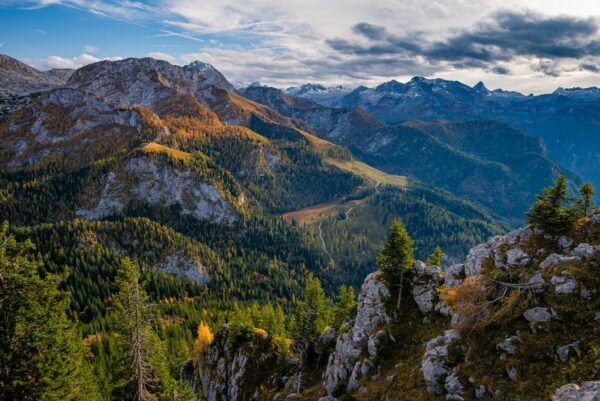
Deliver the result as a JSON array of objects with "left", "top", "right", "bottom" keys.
[{"left": 396, "top": 268, "right": 404, "bottom": 310}]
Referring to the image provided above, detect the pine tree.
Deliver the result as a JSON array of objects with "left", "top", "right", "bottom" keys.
[
  {"left": 332, "top": 285, "right": 356, "bottom": 329},
  {"left": 577, "top": 182, "right": 596, "bottom": 241},
  {"left": 577, "top": 182, "right": 596, "bottom": 217},
  {"left": 377, "top": 218, "right": 415, "bottom": 310},
  {"left": 427, "top": 246, "right": 445, "bottom": 268},
  {"left": 114, "top": 258, "right": 160, "bottom": 401},
  {"left": 290, "top": 274, "right": 330, "bottom": 392},
  {"left": 0, "top": 221, "right": 102, "bottom": 401},
  {"left": 526, "top": 175, "right": 577, "bottom": 234}
]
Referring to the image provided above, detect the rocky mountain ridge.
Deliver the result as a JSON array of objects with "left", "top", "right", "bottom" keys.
[
  {"left": 241, "top": 84, "right": 575, "bottom": 221},
  {"left": 286, "top": 76, "right": 600, "bottom": 191},
  {"left": 188, "top": 212, "right": 600, "bottom": 401}
]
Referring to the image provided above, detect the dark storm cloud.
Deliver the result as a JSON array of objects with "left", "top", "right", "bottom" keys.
[
  {"left": 352, "top": 22, "right": 387, "bottom": 41},
  {"left": 328, "top": 10, "right": 600, "bottom": 75},
  {"left": 581, "top": 63, "right": 599, "bottom": 72},
  {"left": 492, "top": 66, "right": 510, "bottom": 75}
]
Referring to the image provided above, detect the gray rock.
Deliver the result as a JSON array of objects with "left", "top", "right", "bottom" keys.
[
  {"left": 412, "top": 261, "right": 444, "bottom": 314},
  {"left": 592, "top": 214, "right": 600, "bottom": 224},
  {"left": 318, "top": 327, "right": 337, "bottom": 348},
  {"left": 523, "top": 307, "right": 553, "bottom": 322},
  {"left": 552, "top": 381, "right": 600, "bottom": 401},
  {"left": 540, "top": 254, "right": 582, "bottom": 269},
  {"left": 318, "top": 397, "right": 338, "bottom": 401},
  {"left": 528, "top": 272, "right": 546, "bottom": 285},
  {"left": 507, "top": 367, "right": 518, "bottom": 381},
  {"left": 444, "top": 263, "right": 465, "bottom": 287},
  {"left": 156, "top": 252, "right": 210, "bottom": 284},
  {"left": 323, "top": 271, "right": 390, "bottom": 395},
  {"left": 557, "top": 342, "right": 581, "bottom": 362},
  {"left": 445, "top": 372, "right": 464, "bottom": 396},
  {"left": 573, "top": 243, "right": 600, "bottom": 260},
  {"left": 551, "top": 276, "right": 578, "bottom": 294},
  {"left": 475, "top": 385, "right": 487, "bottom": 399},
  {"left": 465, "top": 227, "right": 532, "bottom": 276},
  {"left": 421, "top": 329, "right": 461, "bottom": 394},
  {"left": 78, "top": 155, "right": 238, "bottom": 224},
  {"left": 387, "top": 375, "right": 395, "bottom": 383},
  {"left": 497, "top": 335, "right": 519, "bottom": 355},
  {"left": 506, "top": 248, "right": 530, "bottom": 267},
  {"left": 558, "top": 236, "right": 574, "bottom": 251}
]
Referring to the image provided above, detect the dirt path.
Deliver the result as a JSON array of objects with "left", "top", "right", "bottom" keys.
[
  {"left": 318, "top": 221, "right": 335, "bottom": 266},
  {"left": 316, "top": 182, "right": 381, "bottom": 265}
]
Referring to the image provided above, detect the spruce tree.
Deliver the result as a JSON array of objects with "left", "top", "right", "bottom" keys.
[
  {"left": 526, "top": 175, "right": 577, "bottom": 234},
  {"left": 332, "top": 285, "right": 357, "bottom": 329},
  {"left": 0, "top": 221, "right": 102, "bottom": 401},
  {"left": 377, "top": 218, "right": 415, "bottom": 310},
  {"left": 577, "top": 182, "right": 596, "bottom": 217},
  {"left": 113, "top": 258, "right": 173, "bottom": 401},
  {"left": 427, "top": 246, "right": 445, "bottom": 267}
]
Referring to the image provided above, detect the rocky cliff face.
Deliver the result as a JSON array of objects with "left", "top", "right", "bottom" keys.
[
  {"left": 77, "top": 153, "right": 239, "bottom": 224},
  {"left": 67, "top": 58, "right": 234, "bottom": 110},
  {"left": 183, "top": 327, "right": 280, "bottom": 401},
  {"left": 1, "top": 88, "right": 155, "bottom": 169},
  {"left": 187, "top": 213, "right": 600, "bottom": 401}
]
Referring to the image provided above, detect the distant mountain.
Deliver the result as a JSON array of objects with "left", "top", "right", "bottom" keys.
[
  {"left": 0, "top": 55, "right": 503, "bottom": 282},
  {"left": 288, "top": 76, "right": 600, "bottom": 189},
  {"left": 242, "top": 85, "right": 575, "bottom": 221},
  {"left": 285, "top": 83, "right": 352, "bottom": 107},
  {"left": 0, "top": 54, "right": 69, "bottom": 94},
  {"left": 0, "top": 54, "right": 73, "bottom": 120}
]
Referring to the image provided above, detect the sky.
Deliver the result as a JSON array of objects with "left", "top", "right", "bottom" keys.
[{"left": 1, "top": 0, "right": 600, "bottom": 93}]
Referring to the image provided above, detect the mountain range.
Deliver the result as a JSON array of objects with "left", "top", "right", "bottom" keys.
[
  {"left": 286, "top": 77, "right": 600, "bottom": 190},
  {"left": 2, "top": 52, "right": 600, "bottom": 401}
]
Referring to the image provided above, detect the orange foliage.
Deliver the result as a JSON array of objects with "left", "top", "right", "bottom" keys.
[{"left": 440, "top": 276, "right": 490, "bottom": 332}]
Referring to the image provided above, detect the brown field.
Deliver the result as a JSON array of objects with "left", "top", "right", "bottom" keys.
[
  {"left": 282, "top": 197, "right": 368, "bottom": 226},
  {"left": 136, "top": 142, "right": 193, "bottom": 162}
]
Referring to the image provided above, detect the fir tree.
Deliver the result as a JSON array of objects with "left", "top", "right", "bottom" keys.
[
  {"left": 113, "top": 258, "right": 172, "bottom": 401},
  {"left": 577, "top": 182, "right": 596, "bottom": 217},
  {"left": 332, "top": 285, "right": 356, "bottom": 329},
  {"left": 427, "top": 246, "right": 445, "bottom": 268},
  {"left": 377, "top": 218, "right": 415, "bottom": 310},
  {"left": 0, "top": 221, "right": 102, "bottom": 401},
  {"left": 526, "top": 175, "right": 577, "bottom": 234}
]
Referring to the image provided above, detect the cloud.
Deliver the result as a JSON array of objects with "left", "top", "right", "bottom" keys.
[
  {"left": 581, "top": 63, "right": 599, "bottom": 72},
  {"left": 492, "top": 66, "right": 510, "bottom": 75},
  {"left": 83, "top": 44, "right": 99, "bottom": 53},
  {"left": 147, "top": 51, "right": 176, "bottom": 63},
  {"left": 327, "top": 10, "right": 600, "bottom": 77},
  {"left": 34, "top": 53, "right": 121, "bottom": 69},
  {"left": 8, "top": 0, "right": 600, "bottom": 91},
  {"left": 35, "top": 28, "right": 46, "bottom": 35}
]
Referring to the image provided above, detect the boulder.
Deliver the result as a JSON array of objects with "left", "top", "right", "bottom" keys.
[
  {"left": 552, "top": 381, "right": 600, "bottom": 401},
  {"left": 557, "top": 342, "right": 581, "bottom": 363},
  {"left": 558, "top": 236, "right": 574, "bottom": 251},
  {"left": 497, "top": 335, "right": 519, "bottom": 355},
  {"left": 465, "top": 227, "right": 532, "bottom": 276},
  {"left": 540, "top": 254, "right": 581, "bottom": 270},
  {"left": 412, "top": 261, "right": 443, "bottom": 314},
  {"left": 523, "top": 307, "right": 553, "bottom": 322},
  {"left": 445, "top": 372, "right": 464, "bottom": 399},
  {"left": 573, "top": 243, "right": 600, "bottom": 260},
  {"left": 445, "top": 263, "right": 464, "bottom": 287},
  {"left": 506, "top": 248, "right": 530, "bottom": 267},
  {"left": 323, "top": 271, "right": 390, "bottom": 395},
  {"left": 551, "top": 276, "right": 578, "bottom": 294},
  {"left": 421, "top": 329, "right": 461, "bottom": 394}
]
